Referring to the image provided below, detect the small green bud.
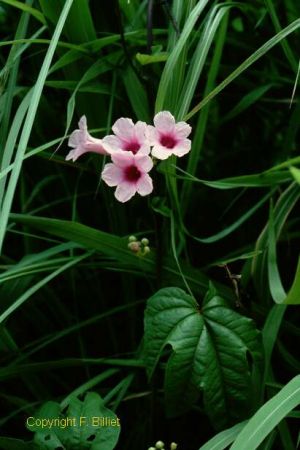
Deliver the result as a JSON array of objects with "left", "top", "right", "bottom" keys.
[
  {"left": 148, "top": 448, "right": 156, "bottom": 450},
  {"left": 128, "top": 241, "right": 141, "bottom": 253},
  {"left": 143, "top": 246, "right": 150, "bottom": 254},
  {"left": 155, "top": 442, "right": 165, "bottom": 449},
  {"left": 128, "top": 235, "right": 137, "bottom": 242},
  {"left": 170, "top": 443, "right": 178, "bottom": 450},
  {"left": 141, "top": 237, "right": 149, "bottom": 246}
]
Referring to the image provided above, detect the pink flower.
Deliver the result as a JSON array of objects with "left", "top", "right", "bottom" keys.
[
  {"left": 101, "top": 151, "right": 153, "bottom": 203},
  {"left": 102, "top": 118, "right": 150, "bottom": 155},
  {"left": 147, "top": 111, "right": 192, "bottom": 160},
  {"left": 66, "top": 116, "right": 108, "bottom": 162}
]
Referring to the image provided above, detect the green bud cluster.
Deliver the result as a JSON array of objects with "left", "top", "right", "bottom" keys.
[
  {"left": 155, "top": 442, "right": 164, "bottom": 449},
  {"left": 147, "top": 440, "right": 178, "bottom": 450},
  {"left": 127, "top": 235, "right": 150, "bottom": 256}
]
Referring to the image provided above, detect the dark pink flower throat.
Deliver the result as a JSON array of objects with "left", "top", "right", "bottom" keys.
[
  {"left": 160, "top": 134, "right": 177, "bottom": 149},
  {"left": 125, "top": 165, "right": 141, "bottom": 182},
  {"left": 123, "top": 141, "right": 140, "bottom": 154}
]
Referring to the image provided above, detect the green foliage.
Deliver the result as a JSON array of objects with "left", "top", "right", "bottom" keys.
[
  {"left": 230, "top": 375, "right": 300, "bottom": 450},
  {"left": 0, "top": 0, "right": 300, "bottom": 448},
  {"left": 199, "top": 375, "right": 300, "bottom": 449},
  {"left": 27, "top": 393, "right": 120, "bottom": 450},
  {"left": 143, "top": 285, "right": 263, "bottom": 427},
  {"left": 10, "top": 213, "right": 232, "bottom": 298},
  {"left": 0, "top": 0, "right": 74, "bottom": 252},
  {"left": 0, "top": 437, "right": 32, "bottom": 450},
  {"left": 198, "top": 420, "right": 248, "bottom": 450}
]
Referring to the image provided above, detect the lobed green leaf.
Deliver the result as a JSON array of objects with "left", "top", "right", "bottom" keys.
[{"left": 143, "top": 285, "right": 263, "bottom": 426}]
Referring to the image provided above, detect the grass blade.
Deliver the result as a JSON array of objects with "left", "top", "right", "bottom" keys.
[
  {"left": 186, "top": 18, "right": 300, "bottom": 120},
  {"left": 0, "top": 0, "right": 45, "bottom": 25},
  {"left": 188, "top": 189, "right": 274, "bottom": 243},
  {"left": 155, "top": 0, "right": 210, "bottom": 115},
  {"left": 0, "top": 0, "right": 74, "bottom": 253},
  {"left": 9, "top": 213, "right": 234, "bottom": 299},
  {"left": 199, "top": 421, "right": 248, "bottom": 450},
  {"left": 230, "top": 375, "right": 300, "bottom": 450},
  {"left": 0, "top": 251, "right": 91, "bottom": 324}
]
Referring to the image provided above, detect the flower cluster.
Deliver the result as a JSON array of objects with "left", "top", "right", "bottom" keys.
[
  {"left": 128, "top": 235, "right": 150, "bottom": 256},
  {"left": 147, "top": 440, "right": 178, "bottom": 450},
  {"left": 66, "top": 111, "right": 192, "bottom": 203}
]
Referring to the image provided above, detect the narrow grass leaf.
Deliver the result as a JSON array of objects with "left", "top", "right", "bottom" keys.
[
  {"left": 0, "top": 358, "right": 145, "bottom": 381},
  {"left": 284, "top": 256, "right": 300, "bottom": 304},
  {"left": 230, "top": 375, "right": 300, "bottom": 450},
  {"left": 262, "top": 304, "right": 286, "bottom": 394},
  {"left": 188, "top": 189, "right": 274, "bottom": 243},
  {"left": 0, "top": 251, "right": 91, "bottom": 324},
  {"left": 252, "top": 183, "right": 300, "bottom": 300},
  {"left": 186, "top": 18, "right": 300, "bottom": 120},
  {"left": 199, "top": 421, "right": 248, "bottom": 450},
  {"left": 267, "top": 203, "right": 286, "bottom": 303},
  {"left": 0, "top": 90, "right": 32, "bottom": 209},
  {"left": 181, "top": 10, "right": 228, "bottom": 209},
  {"left": 9, "top": 213, "right": 234, "bottom": 299},
  {"left": 289, "top": 166, "right": 300, "bottom": 184},
  {"left": 0, "top": 0, "right": 32, "bottom": 154},
  {"left": 177, "top": 4, "right": 231, "bottom": 119},
  {"left": 12, "top": 300, "right": 145, "bottom": 365},
  {"left": 221, "top": 84, "right": 274, "bottom": 123},
  {"left": 123, "top": 66, "right": 150, "bottom": 122},
  {"left": 0, "top": 37, "right": 86, "bottom": 52},
  {"left": 155, "top": 0, "right": 210, "bottom": 114},
  {"left": 173, "top": 166, "right": 292, "bottom": 189},
  {"left": 0, "top": 0, "right": 74, "bottom": 253},
  {"left": 0, "top": 0, "right": 46, "bottom": 24},
  {"left": 264, "top": 0, "right": 297, "bottom": 71}
]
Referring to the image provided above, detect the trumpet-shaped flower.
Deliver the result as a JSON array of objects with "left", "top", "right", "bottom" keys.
[
  {"left": 101, "top": 151, "right": 153, "bottom": 202},
  {"left": 102, "top": 118, "right": 150, "bottom": 155},
  {"left": 66, "top": 116, "right": 107, "bottom": 162},
  {"left": 147, "top": 111, "right": 192, "bottom": 160}
]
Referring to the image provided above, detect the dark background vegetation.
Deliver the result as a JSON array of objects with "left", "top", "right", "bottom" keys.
[{"left": 0, "top": 0, "right": 299, "bottom": 449}]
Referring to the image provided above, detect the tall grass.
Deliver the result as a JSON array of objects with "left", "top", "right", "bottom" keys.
[{"left": 0, "top": 0, "right": 299, "bottom": 449}]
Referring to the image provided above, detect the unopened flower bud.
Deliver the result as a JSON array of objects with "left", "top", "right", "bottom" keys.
[
  {"left": 143, "top": 246, "right": 150, "bottom": 254},
  {"left": 128, "top": 241, "right": 141, "bottom": 253},
  {"left": 155, "top": 442, "right": 165, "bottom": 449},
  {"left": 148, "top": 448, "right": 156, "bottom": 450},
  {"left": 141, "top": 238, "right": 149, "bottom": 246},
  {"left": 128, "top": 235, "right": 137, "bottom": 242},
  {"left": 170, "top": 443, "right": 178, "bottom": 450}
]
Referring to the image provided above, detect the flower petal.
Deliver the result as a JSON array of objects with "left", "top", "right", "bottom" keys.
[
  {"left": 135, "top": 154, "right": 153, "bottom": 172},
  {"left": 136, "top": 143, "right": 151, "bottom": 155},
  {"left": 175, "top": 121, "right": 192, "bottom": 139},
  {"left": 101, "top": 163, "right": 124, "bottom": 186},
  {"left": 112, "top": 118, "right": 134, "bottom": 140},
  {"left": 136, "top": 174, "right": 153, "bottom": 196},
  {"left": 85, "top": 137, "right": 108, "bottom": 155},
  {"left": 102, "top": 135, "right": 123, "bottom": 153},
  {"left": 134, "top": 121, "right": 148, "bottom": 142},
  {"left": 115, "top": 182, "right": 136, "bottom": 202},
  {"left": 151, "top": 145, "right": 172, "bottom": 160},
  {"left": 78, "top": 115, "right": 87, "bottom": 130},
  {"left": 68, "top": 130, "right": 83, "bottom": 148},
  {"left": 146, "top": 125, "right": 159, "bottom": 145},
  {"left": 173, "top": 139, "right": 191, "bottom": 157},
  {"left": 153, "top": 111, "right": 175, "bottom": 132},
  {"left": 65, "top": 147, "right": 88, "bottom": 162},
  {"left": 65, "top": 149, "right": 76, "bottom": 161},
  {"left": 111, "top": 151, "right": 134, "bottom": 168}
]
